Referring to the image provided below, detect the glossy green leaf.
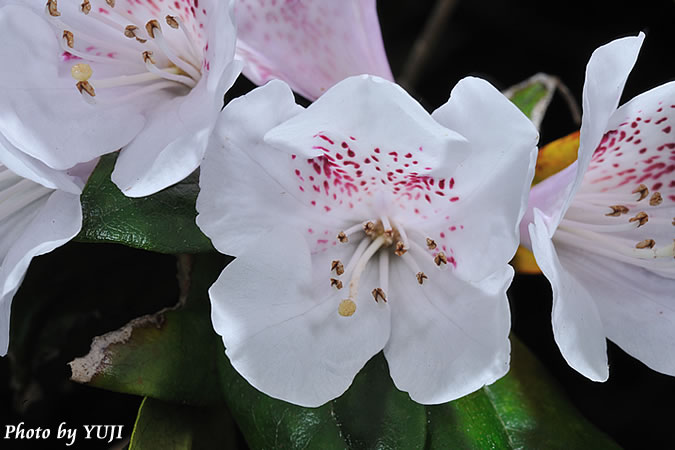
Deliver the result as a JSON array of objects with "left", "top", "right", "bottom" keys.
[
  {"left": 68, "top": 254, "right": 228, "bottom": 406},
  {"left": 75, "top": 153, "right": 214, "bottom": 253},
  {"left": 129, "top": 397, "right": 237, "bottom": 450}
]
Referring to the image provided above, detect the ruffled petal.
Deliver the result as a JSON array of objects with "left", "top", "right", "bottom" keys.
[
  {"left": 210, "top": 226, "right": 390, "bottom": 407},
  {"left": 0, "top": 5, "right": 146, "bottom": 170},
  {"left": 384, "top": 248, "right": 512, "bottom": 404},
  {"left": 0, "top": 190, "right": 82, "bottom": 355},
  {"left": 529, "top": 210, "right": 609, "bottom": 381},
  {"left": 234, "top": 0, "right": 393, "bottom": 101},
  {"left": 430, "top": 77, "right": 538, "bottom": 281}
]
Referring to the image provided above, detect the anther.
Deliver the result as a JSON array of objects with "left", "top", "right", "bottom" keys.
[
  {"left": 76, "top": 80, "right": 95, "bottom": 97},
  {"left": 62, "top": 30, "right": 74, "bottom": 48},
  {"left": 372, "top": 288, "right": 387, "bottom": 303},
  {"left": 330, "top": 278, "right": 343, "bottom": 290},
  {"left": 416, "top": 272, "right": 427, "bottom": 285},
  {"left": 80, "top": 0, "right": 91, "bottom": 14},
  {"left": 105, "top": 0, "right": 115, "bottom": 7},
  {"left": 649, "top": 192, "right": 663, "bottom": 206},
  {"left": 124, "top": 25, "right": 140, "bottom": 39},
  {"left": 426, "top": 238, "right": 437, "bottom": 250},
  {"left": 606, "top": 205, "right": 629, "bottom": 217},
  {"left": 629, "top": 212, "right": 648, "bottom": 227},
  {"left": 672, "top": 217, "right": 675, "bottom": 226},
  {"left": 71, "top": 63, "right": 93, "bottom": 81},
  {"left": 166, "top": 15, "right": 179, "bottom": 29},
  {"left": 331, "top": 260, "right": 344, "bottom": 276},
  {"left": 635, "top": 239, "right": 656, "bottom": 249},
  {"left": 394, "top": 241, "right": 406, "bottom": 256},
  {"left": 146, "top": 19, "right": 161, "bottom": 39},
  {"left": 633, "top": 184, "right": 649, "bottom": 201},
  {"left": 364, "top": 221, "right": 376, "bottom": 236},
  {"left": 338, "top": 299, "right": 356, "bottom": 317},
  {"left": 142, "top": 51, "right": 155, "bottom": 64},
  {"left": 337, "top": 231, "right": 348, "bottom": 243},
  {"left": 46, "top": 0, "right": 60, "bottom": 17},
  {"left": 434, "top": 252, "right": 448, "bottom": 267}
]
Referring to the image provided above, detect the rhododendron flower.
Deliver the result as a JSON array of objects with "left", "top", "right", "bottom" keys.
[
  {"left": 522, "top": 33, "right": 675, "bottom": 381},
  {"left": 0, "top": 0, "right": 240, "bottom": 198},
  {"left": 0, "top": 134, "right": 93, "bottom": 356},
  {"left": 234, "top": 0, "right": 393, "bottom": 100},
  {"left": 197, "top": 76, "right": 538, "bottom": 406}
]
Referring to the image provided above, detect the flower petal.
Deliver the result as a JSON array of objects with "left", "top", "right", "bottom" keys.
[
  {"left": 529, "top": 210, "right": 609, "bottom": 381},
  {"left": 0, "top": 5, "right": 146, "bottom": 170},
  {"left": 430, "top": 77, "right": 538, "bottom": 281},
  {"left": 234, "top": 0, "right": 393, "bottom": 100},
  {"left": 384, "top": 250, "right": 512, "bottom": 404},
  {"left": 210, "top": 226, "right": 390, "bottom": 407},
  {"left": 0, "top": 190, "right": 82, "bottom": 355}
]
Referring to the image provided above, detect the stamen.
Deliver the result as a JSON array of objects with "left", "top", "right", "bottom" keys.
[
  {"left": 71, "top": 63, "right": 93, "bottom": 81},
  {"left": 555, "top": 227, "right": 674, "bottom": 262},
  {"left": 337, "top": 231, "right": 348, "bottom": 243},
  {"left": 347, "top": 235, "right": 387, "bottom": 300},
  {"left": 434, "top": 252, "right": 448, "bottom": 267},
  {"left": 606, "top": 205, "right": 629, "bottom": 217},
  {"left": 76, "top": 80, "right": 95, "bottom": 97},
  {"left": 380, "top": 215, "right": 393, "bottom": 236},
  {"left": 390, "top": 218, "right": 410, "bottom": 249},
  {"left": 364, "top": 221, "right": 376, "bottom": 236},
  {"left": 633, "top": 184, "right": 649, "bottom": 201},
  {"left": 344, "top": 238, "right": 371, "bottom": 277},
  {"left": 46, "top": 0, "right": 60, "bottom": 17},
  {"left": 379, "top": 250, "right": 389, "bottom": 296},
  {"left": 144, "top": 59, "right": 197, "bottom": 88},
  {"left": 142, "top": 51, "right": 155, "bottom": 64},
  {"left": 372, "top": 288, "right": 387, "bottom": 303},
  {"left": 330, "top": 278, "right": 343, "bottom": 289},
  {"left": 63, "top": 30, "right": 74, "bottom": 48},
  {"left": 330, "top": 260, "right": 344, "bottom": 276},
  {"left": 338, "top": 299, "right": 356, "bottom": 317},
  {"left": 416, "top": 272, "right": 428, "bottom": 285},
  {"left": 426, "top": 238, "right": 437, "bottom": 250},
  {"left": 105, "top": 0, "right": 115, "bottom": 7},
  {"left": 165, "top": 15, "right": 179, "bottom": 29},
  {"left": 629, "top": 212, "right": 649, "bottom": 227},
  {"left": 80, "top": 0, "right": 91, "bottom": 14},
  {"left": 400, "top": 252, "right": 426, "bottom": 285},
  {"left": 124, "top": 25, "right": 141, "bottom": 39},
  {"left": 394, "top": 241, "right": 406, "bottom": 256},
  {"left": 560, "top": 218, "right": 640, "bottom": 233},
  {"left": 636, "top": 239, "right": 656, "bottom": 249},
  {"left": 649, "top": 192, "right": 663, "bottom": 206},
  {"left": 342, "top": 222, "right": 368, "bottom": 240},
  {"left": 145, "top": 19, "right": 160, "bottom": 39},
  {"left": 147, "top": 21, "right": 202, "bottom": 80}
]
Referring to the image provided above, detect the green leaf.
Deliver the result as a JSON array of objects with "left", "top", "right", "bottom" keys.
[
  {"left": 75, "top": 153, "right": 214, "bottom": 253},
  {"left": 129, "top": 397, "right": 237, "bottom": 450},
  {"left": 68, "top": 254, "right": 228, "bottom": 406}
]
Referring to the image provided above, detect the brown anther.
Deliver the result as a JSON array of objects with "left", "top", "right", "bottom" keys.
[
  {"left": 105, "top": 0, "right": 115, "bottom": 7},
  {"left": 80, "top": 0, "right": 91, "bottom": 14},
  {"left": 166, "top": 15, "right": 179, "bottom": 29},
  {"left": 124, "top": 25, "right": 139, "bottom": 39},
  {"left": 394, "top": 241, "right": 407, "bottom": 256},
  {"left": 629, "top": 212, "right": 648, "bottom": 227},
  {"left": 372, "top": 288, "right": 387, "bottom": 303},
  {"left": 635, "top": 239, "right": 656, "bottom": 249},
  {"left": 337, "top": 231, "right": 348, "bottom": 243},
  {"left": 426, "top": 238, "right": 437, "bottom": 250},
  {"left": 330, "top": 278, "right": 343, "bottom": 290},
  {"left": 76, "top": 80, "right": 95, "bottom": 97},
  {"left": 416, "top": 272, "right": 428, "bottom": 285},
  {"left": 331, "top": 260, "right": 344, "bottom": 276},
  {"left": 146, "top": 19, "right": 160, "bottom": 39},
  {"left": 633, "top": 184, "right": 649, "bottom": 201},
  {"left": 672, "top": 217, "right": 675, "bottom": 226},
  {"left": 136, "top": 37, "right": 147, "bottom": 43},
  {"left": 46, "top": 0, "right": 60, "bottom": 17},
  {"left": 606, "top": 205, "right": 629, "bottom": 217},
  {"left": 649, "top": 192, "right": 663, "bottom": 206},
  {"left": 62, "top": 30, "right": 74, "bottom": 48},
  {"left": 434, "top": 252, "right": 448, "bottom": 267},
  {"left": 363, "top": 221, "right": 376, "bottom": 236},
  {"left": 142, "top": 51, "right": 155, "bottom": 64}
]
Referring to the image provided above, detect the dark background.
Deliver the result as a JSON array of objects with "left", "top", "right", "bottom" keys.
[{"left": 1, "top": 0, "right": 674, "bottom": 448}]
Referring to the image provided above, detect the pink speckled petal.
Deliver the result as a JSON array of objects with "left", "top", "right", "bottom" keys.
[
  {"left": 384, "top": 253, "right": 512, "bottom": 404},
  {"left": 234, "top": 0, "right": 393, "bottom": 100},
  {"left": 210, "top": 225, "right": 390, "bottom": 407}
]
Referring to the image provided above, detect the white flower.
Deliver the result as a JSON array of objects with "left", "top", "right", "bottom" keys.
[
  {"left": 523, "top": 33, "right": 675, "bottom": 381},
  {"left": 234, "top": 0, "right": 393, "bottom": 100},
  {"left": 197, "top": 76, "right": 538, "bottom": 406},
  {"left": 0, "top": 0, "right": 241, "bottom": 197},
  {"left": 0, "top": 131, "right": 92, "bottom": 356}
]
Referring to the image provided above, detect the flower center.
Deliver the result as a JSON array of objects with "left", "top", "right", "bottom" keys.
[
  {"left": 330, "top": 217, "right": 450, "bottom": 317},
  {"left": 0, "top": 167, "right": 53, "bottom": 223},
  {"left": 558, "top": 183, "right": 675, "bottom": 270},
  {"left": 46, "top": 0, "right": 203, "bottom": 105}
]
